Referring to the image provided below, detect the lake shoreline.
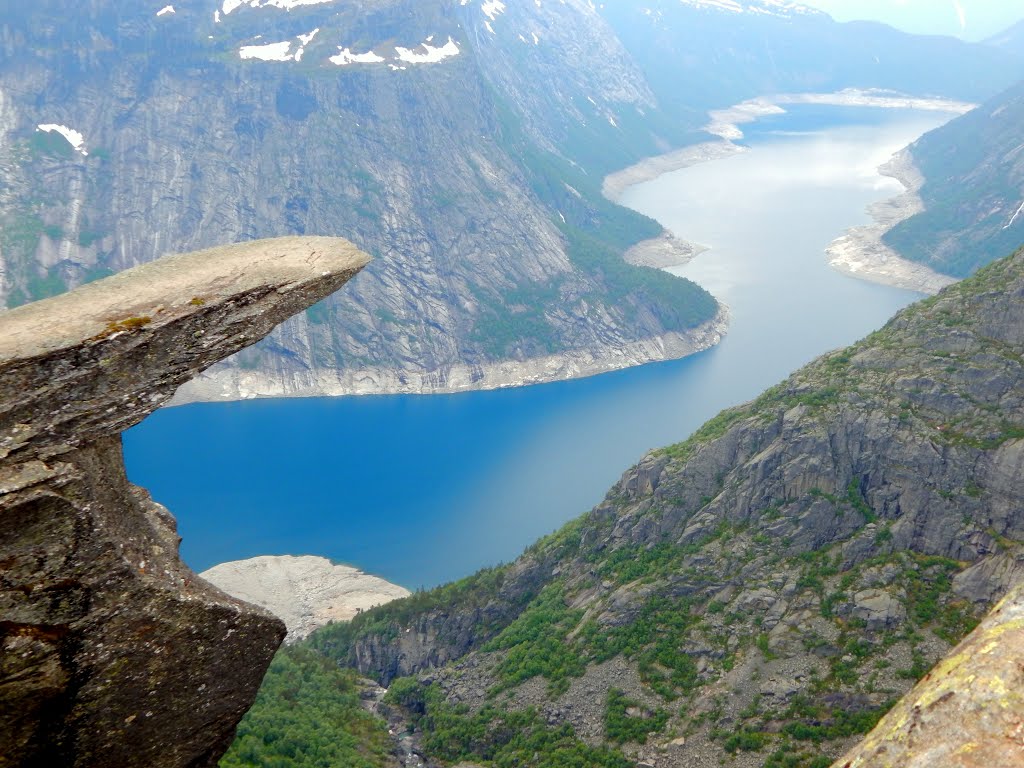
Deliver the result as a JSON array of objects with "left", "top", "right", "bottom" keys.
[
  {"left": 606, "top": 88, "right": 973, "bottom": 282},
  {"left": 826, "top": 149, "right": 959, "bottom": 295},
  {"left": 172, "top": 305, "right": 730, "bottom": 404}
]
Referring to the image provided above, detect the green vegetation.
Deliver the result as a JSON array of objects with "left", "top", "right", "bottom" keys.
[
  {"left": 219, "top": 646, "right": 392, "bottom": 768},
  {"left": 781, "top": 696, "right": 894, "bottom": 743},
  {"left": 483, "top": 583, "right": 585, "bottom": 695},
  {"left": 102, "top": 316, "right": 151, "bottom": 334},
  {"left": 603, "top": 689, "right": 668, "bottom": 744},
  {"left": 560, "top": 223, "right": 718, "bottom": 332},
  {"left": 29, "top": 129, "right": 77, "bottom": 159},
  {"left": 463, "top": 87, "right": 718, "bottom": 359},
  {"left": 581, "top": 596, "right": 700, "bottom": 701},
  {"left": 311, "top": 564, "right": 524, "bottom": 661},
  {"left": 385, "top": 680, "right": 632, "bottom": 768},
  {"left": 884, "top": 82, "right": 1024, "bottom": 277}
]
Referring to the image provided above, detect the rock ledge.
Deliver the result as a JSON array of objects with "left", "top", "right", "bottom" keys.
[{"left": 0, "top": 237, "right": 369, "bottom": 767}]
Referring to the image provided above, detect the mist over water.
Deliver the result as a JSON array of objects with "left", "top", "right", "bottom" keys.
[{"left": 125, "top": 108, "right": 954, "bottom": 590}]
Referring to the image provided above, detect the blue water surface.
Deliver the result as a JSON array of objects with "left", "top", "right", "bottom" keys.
[{"left": 124, "top": 107, "right": 953, "bottom": 589}]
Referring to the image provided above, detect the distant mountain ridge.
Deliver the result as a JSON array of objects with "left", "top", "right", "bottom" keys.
[{"left": 0, "top": 0, "right": 1019, "bottom": 399}]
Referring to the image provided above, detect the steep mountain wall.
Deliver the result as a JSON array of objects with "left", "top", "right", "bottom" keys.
[
  {"left": 884, "top": 80, "right": 1024, "bottom": 277},
  {"left": 0, "top": 0, "right": 1018, "bottom": 400},
  {"left": 313, "top": 248, "right": 1024, "bottom": 767},
  {"left": 0, "top": 236, "right": 368, "bottom": 766}
]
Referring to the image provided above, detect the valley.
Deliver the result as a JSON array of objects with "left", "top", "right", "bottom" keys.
[
  {"left": 126, "top": 105, "right": 952, "bottom": 589},
  {"left": 4, "top": 3, "right": 1024, "bottom": 767}
]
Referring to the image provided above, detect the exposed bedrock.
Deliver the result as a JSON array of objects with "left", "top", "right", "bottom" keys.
[{"left": 0, "top": 236, "right": 370, "bottom": 767}]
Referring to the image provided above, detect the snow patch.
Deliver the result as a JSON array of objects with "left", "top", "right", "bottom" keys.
[
  {"left": 223, "top": 0, "right": 337, "bottom": 14},
  {"left": 36, "top": 124, "right": 88, "bottom": 156},
  {"left": 1003, "top": 201, "right": 1024, "bottom": 230},
  {"left": 678, "top": 0, "right": 823, "bottom": 18},
  {"left": 481, "top": 0, "right": 506, "bottom": 22},
  {"left": 394, "top": 37, "right": 460, "bottom": 64},
  {"left": 330, "top": 47, "right": 385, "bottom": 65},
  {"left": 239, "top": 40, "right": 293, "bottom": 61}
]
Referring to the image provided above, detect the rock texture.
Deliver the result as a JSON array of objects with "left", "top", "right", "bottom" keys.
[
  {"left": 200, "top": 556, "right": 410, "bottom": 641},
  {"left": 833, "top": 583, "right": 1024, "bottom": 768},
  {"left": 0, "top": 0, "right": 1016, "bottom": 401},
  {"left": 0, "top": 236, "right": 369, "bottom": 767},
  {"left": 315, "top": 248, "right": 1024, "bottom": 767}
]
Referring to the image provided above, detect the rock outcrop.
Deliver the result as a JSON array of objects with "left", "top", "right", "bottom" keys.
[
  {"left": 833, "top": 583, "right": 1024, "bottom": 768},
  {"left": 200, "top": 555, "right": 410, "bottom": 641},
  {"left": 314, "top": 248, "right": 1024, "bottom": 767},
  {"left": 0, "top": 236, "right": 369, "bottom": 767}
]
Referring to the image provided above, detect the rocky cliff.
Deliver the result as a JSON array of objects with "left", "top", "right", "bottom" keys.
[
  {"left": 0, "top": 236, "right": 368, "bottom": 767},
  {"left": 1, "top": 0, "right": 1017, "bottom": 401},
  {"left": 311, "top": 247, "right": 1024, "bottom": 767}
]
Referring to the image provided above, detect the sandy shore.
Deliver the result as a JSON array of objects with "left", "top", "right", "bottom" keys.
[
  {"left": 624, "top": 232, "right": 708, "bottom": 269},
  {"left": 826, "top": 149, "right": 958, "bottom": 295},
  {"left": 602, "top": 141, "right": 745, "bottom": 202},
  {"left": 200, "top": 555, "right": 410, "bottom": 641}
]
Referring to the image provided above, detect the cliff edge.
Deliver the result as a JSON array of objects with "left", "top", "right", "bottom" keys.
[{"left": 0, "top": 237, "right": 370, "bottom": 767}]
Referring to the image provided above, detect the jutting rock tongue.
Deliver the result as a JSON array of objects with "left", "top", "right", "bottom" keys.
[{"left": 0, "top": 237, "right": 371, "bottom": 767}]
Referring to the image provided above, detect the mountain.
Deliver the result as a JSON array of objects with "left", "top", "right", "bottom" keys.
[
  {"left": 986, "top": 17, "right": 1024, "bottom": 50},
  {"left": 884, "top": 79, "right": 1024, "bottom": 277},
  {"left": 600, "top": 0, "right": 1014, "bottom": 115},
  {"left": 1, "top": 0, "right": 1020, "bottom": 400},
  {"left": 287, "top": 247, "right": 1024, "bottom": 768}
]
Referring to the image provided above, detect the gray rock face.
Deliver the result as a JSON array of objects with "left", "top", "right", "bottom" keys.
[
  {"left": 834, "top": 582, "right": 1024, "bottom": 768},
  {"left": 885, "top": 80, "right": 1024, "bottom": 278},
  {"left": 0, "top": 0, "right": 722, "bottom": 402},
  {"left": 848, "top": 589, "right": 907, "bottom": 631},
  {"left": 0, "top": 237, "right": 369, "bottom": 767},
  {"left": 1, "top": 0, "right": 1015, "bottom": 402},
  {"left": 329, "top": 249, "right": 1024, "bottom": 766}
]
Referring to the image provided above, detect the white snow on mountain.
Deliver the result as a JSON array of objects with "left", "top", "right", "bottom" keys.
[
  {"left": 679, "top": 0, "right": 823, "bottom": 17},
  {"left": 329, "top": 47, "right": 386, "bottom": 65},
  {"left": 36, "top": 124, "right": 88, "bottom": 155},
  {"left": 395, "top": 37, "right": 460, "bottom": 64},
  {"left": 222, "top": 0, "right": 337, "bottom": 15},
  {"left": 239, "top": 40, "right": 293, "bottom": 61}
]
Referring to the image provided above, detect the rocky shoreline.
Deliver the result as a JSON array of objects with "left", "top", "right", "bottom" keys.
[
  {"left": 826, "top": 149, "right": 959, "bottom": 295},
  {"left": 200, "top": 555, "right": 410, "bottom": 641},
  {"left": 606, "top": 88, "right": 972, "bottom": 294},
  {"left": 174, "top": 89, "right": 966, "bottom": 404},
  {"left": 172, "top": 307, "right": 730, "bottom": 403}
]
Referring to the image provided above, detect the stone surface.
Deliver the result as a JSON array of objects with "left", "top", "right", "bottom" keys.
[
  {"left": 200, "top": 555, "right": 410, "bottom": 641},
  {"left": 326, "top": 248, "right": 1024, "bottom": 767},
  {"left": 0, "top": 236, "right": 369, "bottom": 767},
  {"left": 833, "top": 583, "right": 1024, "bottom": 768}
]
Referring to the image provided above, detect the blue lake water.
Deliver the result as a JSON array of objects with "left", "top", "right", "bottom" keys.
[{"left": 124, "top": 107, "right": 954, "bottom": 589}]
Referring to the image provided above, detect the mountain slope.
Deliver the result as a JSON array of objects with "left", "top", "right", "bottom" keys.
[
  {"left": 884, "top": 80, "right": 1024, "bottom": 277},
  {"left": 307, "top": 247, "right": 1024, "bottom": 767},
  {"left": 1, "top": 0, "right": 1020, "bottom": 399}
]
